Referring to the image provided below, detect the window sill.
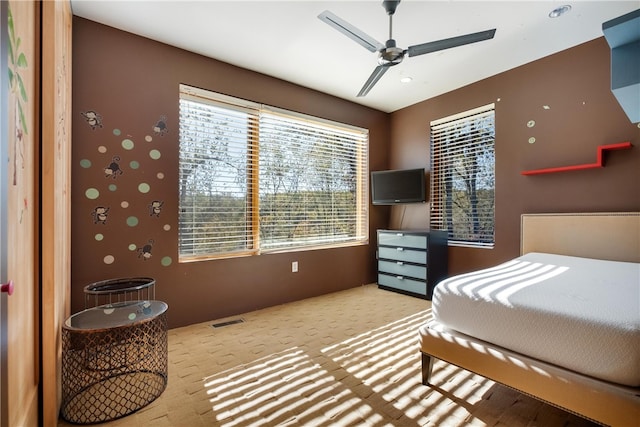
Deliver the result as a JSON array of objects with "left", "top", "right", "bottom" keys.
[{"left": 179, "top": 240, "right": 369, "bottom": 263}]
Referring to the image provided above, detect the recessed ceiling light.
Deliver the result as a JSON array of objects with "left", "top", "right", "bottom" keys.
[
  {"left": 549, "top": 5, "right": 571, "bottom": 18},
  {"left": 400, "top": 77, "right": 413, "bottom": 83}
]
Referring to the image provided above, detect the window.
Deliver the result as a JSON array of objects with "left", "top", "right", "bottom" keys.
[
  {"left": 178, "top": 85, "right": 369, "bottom": 259},
  {"left": 430, "top": 104, "right": 495, "bottom": 247}
]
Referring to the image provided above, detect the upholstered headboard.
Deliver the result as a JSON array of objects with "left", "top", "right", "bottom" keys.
[{"left": 521, "top": 212, "right": 640, "bottom": 263}]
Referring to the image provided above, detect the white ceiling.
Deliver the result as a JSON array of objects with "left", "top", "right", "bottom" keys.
[{"left": 70, "top": 1, "right": 639, "bottom": 113}]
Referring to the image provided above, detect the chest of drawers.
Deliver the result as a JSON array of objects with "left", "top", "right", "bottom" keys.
[{"left": 377, "top": 229, "right": 448, "bottom": 299}]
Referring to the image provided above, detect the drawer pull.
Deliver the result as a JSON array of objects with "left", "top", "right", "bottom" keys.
[
  {"left": 396, "top": 276, "right": 404, "bottom": 280},
  {"left": 396, "top": 261, "right": 404, "bottom": 266},
  {"left": 396, "top": 233, "right": 404, "bottom": 237},
  {"left": 396, "top": 247, "right": 404, "bottom": 251}
]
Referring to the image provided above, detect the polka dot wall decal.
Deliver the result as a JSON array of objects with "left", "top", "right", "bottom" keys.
[
  {"left": 121, "top": 201, "right": 129, "bottom": 208},
  {"left": 80, "top": 159, "right": 92, "bottom": 168},
  {"left": 104, "top": 255, "right": 115, "bottom": 264},
  {"left": 138, "top": 183, "right": 151, "bottom": 193},
  {"left": 157, "top": 172, "right": 164, "bottom": 180},
  {"left": 95, "top": 233, "right": 104, "bottom": 241},
  {"left": 128, "top": 243, "right": 137, "bottom": 251},
  {"left": 149, "top": 149, "right": 161, "bottom": 160},
  {"left": 130, "top": 161, "right": 140, "bottom": 170},
  {"left": 145, "top": 135, "right": 153, "bottom": 142},
  {"left": 126, "top": 216, "right": 139, "bottom": 227},
  {"left": 161, "top": 257, "right": 172, "bottom": 267},
  {"left": 98, "top": 146, "right": 107, "bottom": 153},
  {"left": 113, "top": 129, "right": 121, "bottom": 136},
  {"left": 108, "top": 184, "right": 117, "bottom": 192},
  {"left": 163, "top": 224, "right": 171, "bottom": 231},
  {"left": 122, "top": 139, "right": 135, "bottom": 150},
  {"left": 85, "top": 188, "right": 100, "bottom": 199}
]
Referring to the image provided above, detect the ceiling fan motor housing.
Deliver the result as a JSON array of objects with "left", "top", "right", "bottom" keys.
[{"left": 378, "top": 39, "right": 404, "bottom": 65}]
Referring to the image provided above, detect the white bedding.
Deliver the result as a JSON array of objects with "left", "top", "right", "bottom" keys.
[{"left": 432, "top": 252, "right": 640, "bottom": 386}]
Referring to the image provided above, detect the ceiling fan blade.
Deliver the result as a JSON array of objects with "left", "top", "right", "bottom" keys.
[
  {"left": 318, "top": 10, "right": 385, "bottom": 53},
  {"left": 407, "top": 29, "right": 496, "bottom": 57},
  {"left": 357, "top": 65, "right": 389, "bottom": 97}
]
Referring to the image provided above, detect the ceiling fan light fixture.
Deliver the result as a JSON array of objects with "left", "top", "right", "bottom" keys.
[{"left": 549, "top": 5, "right": 572, "bottom": 18}]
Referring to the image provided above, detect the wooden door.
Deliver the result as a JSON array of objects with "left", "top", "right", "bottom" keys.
[{"left": 2, "top": 1, "right": 40, "bottom": 426}]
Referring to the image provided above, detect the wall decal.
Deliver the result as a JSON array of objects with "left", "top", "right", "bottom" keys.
[
  {"left": 121, "top": 138, "right": 134, "bottom": 150},
  {"left": 8, "top": 5, "right": 28, "bottom": 135},
  {"left": 104, "top": 155, "right": 123, "bottom": 178},
  {"left": 149, "top": 200, "right": 164, "bottom": 217},
  {"left": 153, "top": 115, "right": 168, "bottom": 136},
  {"left": 80, "top": 110, "right": 103, "bottom": 130},
  {"left": 137, "top": 239, "right": 154, "bottom": 260},
  {"left": 91, "top": 206, "right": 110, "bottom": 224},
  {"left": 138, "top": 182, "right": 151, "bottom": 193},
  {"left": 8, "top": 5, "right": 28, "bottom": 187},
  {"left": 75, "top": 115, "right": 173, "bottom": 267},
  {"left": 85, "top": 188, "right": 100, "bottom": 199}
]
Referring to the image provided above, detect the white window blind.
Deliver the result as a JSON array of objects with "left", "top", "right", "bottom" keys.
[
  {"left": 259, "top": 108, "right": 368, "bottom": 250},
  {"left": 430, "top": 104, "right": 495, "bottom": 247},
  {"left": 178, "top": 85, "right": 369, "bottom": 259},
  {"left": 179, "top": 92, "right": 259, "bottom": 257}
]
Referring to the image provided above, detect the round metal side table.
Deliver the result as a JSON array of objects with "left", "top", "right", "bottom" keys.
[{"left": 61, "top": 300, "right": 168, "bottom": 424}]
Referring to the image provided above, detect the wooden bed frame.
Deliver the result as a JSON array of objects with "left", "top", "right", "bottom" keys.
[{"left": 420, "top": 212, "right": 640, "bottom": 426}]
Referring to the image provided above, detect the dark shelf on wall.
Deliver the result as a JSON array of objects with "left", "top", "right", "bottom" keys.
[{"left": 521, "top": 141, "right": 632, "bottom": 176}]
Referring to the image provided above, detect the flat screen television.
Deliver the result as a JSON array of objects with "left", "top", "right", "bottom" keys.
[{"left": 371, "top": 168, "right": 426, "bottom": 205}]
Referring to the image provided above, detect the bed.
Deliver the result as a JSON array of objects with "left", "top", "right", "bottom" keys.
[{"left": 419, "top": 212, "right": 640, "bottom": 426}]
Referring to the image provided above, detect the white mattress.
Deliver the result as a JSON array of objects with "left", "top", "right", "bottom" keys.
[{"left": 432, "top": 252, "right": 640, "bottom": 386}]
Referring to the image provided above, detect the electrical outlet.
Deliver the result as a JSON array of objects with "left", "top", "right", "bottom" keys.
[{"left": 291, "top": 261, "right": 298, "bottom": 273}]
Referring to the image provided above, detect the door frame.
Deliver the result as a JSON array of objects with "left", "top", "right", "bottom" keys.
[{"left": 1, "top": 0, "right": 10, "bottom": 423}]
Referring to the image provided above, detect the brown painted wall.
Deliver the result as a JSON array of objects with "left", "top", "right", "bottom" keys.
[
  {"left": 390, "top": 38, "right": 640, "bottom": 274},
  {"left": 71, "top": 18, "right": 391, "bottom": 328}
]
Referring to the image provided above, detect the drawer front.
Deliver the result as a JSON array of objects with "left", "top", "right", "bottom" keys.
[
  {"left": 378, "top": 247, "right": 427, "bottom": 264},
  {"left": 378, "top": 260, "right": 427, "bottom": 280},
  {"left": 378, "top": 232, "right": 427, "bottom": 249},
  {"left": 378, "top": 274, "right": 427, "bottom": 296}
]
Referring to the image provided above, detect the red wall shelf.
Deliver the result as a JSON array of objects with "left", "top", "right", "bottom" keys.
[{"left": 521, "top": 141, "right": 632, "bottom": 176}]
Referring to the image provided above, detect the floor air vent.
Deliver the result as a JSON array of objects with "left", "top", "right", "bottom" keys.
[{"left": 211, "top": 318, "right": 245, "bottom": 328}]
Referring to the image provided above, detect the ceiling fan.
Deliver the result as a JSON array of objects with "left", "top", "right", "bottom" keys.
[{"left": 318, "top": 0, "right": 496, "bottom": 97}]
